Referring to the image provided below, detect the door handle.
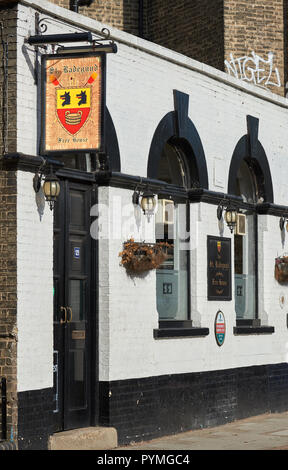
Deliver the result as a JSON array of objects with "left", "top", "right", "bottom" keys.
[
  {"left": 67, "top": 307, "right": 73, "bottom": 323},
  {"left": 60, "top": 306, "right": 67, "bottom": 324}
]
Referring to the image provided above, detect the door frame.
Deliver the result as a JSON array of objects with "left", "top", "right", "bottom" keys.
[{"left": 53, "top": 168, "right": 99, "bottom": 430}]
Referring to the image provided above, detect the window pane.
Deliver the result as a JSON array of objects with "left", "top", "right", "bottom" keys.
[
  {"left": 69, "top": 279, "right": 85, "bottom": 322},
  {"left": 68, "top": 350, "right": 87, "bottom": 410},
  {"left": 55, "top": 153, "right": 94, "bottom": 171},
  {"left": 236, "top": 160, "right": 257, "bottom": 203},
  {"left": 234, "top": 159, "right": 258, "bottom": 321},
  {"left": 235, "top": 212, "right": 256, "bottom": 320},
  {"left": 157, "top": 142, "right": 187, "bottom": 187},
  {"left": 156, "top": 202, "right": 188, "bottom": 320}
]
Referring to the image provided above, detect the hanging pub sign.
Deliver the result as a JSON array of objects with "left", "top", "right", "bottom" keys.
[
  {"left": 207, "top": 236, "right": 231, "bottom": 300},
  {"left": 215, "top": 310, "right": 226, "bottom": 346},
  {"left": 41, "top": 53, "right": 105, "bottom": 154}
]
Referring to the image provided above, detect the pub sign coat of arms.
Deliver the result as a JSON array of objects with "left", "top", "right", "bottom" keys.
[{"left": 42, "top": 54, "right": 104, "bottom": 153}]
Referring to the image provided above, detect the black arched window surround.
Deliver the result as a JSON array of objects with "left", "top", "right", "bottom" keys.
[
  {"left": 148, "top": 90, "right": 208, "bottom": 328},
  {"left": 228, "top": 115, "right": 274, "bottom": 326}
]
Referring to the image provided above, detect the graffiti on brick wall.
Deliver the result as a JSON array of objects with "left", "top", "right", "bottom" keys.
[{"left": 224, "top": 51, "right": 281, "bottom": 88}]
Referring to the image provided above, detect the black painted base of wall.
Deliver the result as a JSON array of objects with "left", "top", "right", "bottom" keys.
[
  {"left": 17, "top": 388, "right": 54, "bottom": 450},
  {"left": 99, "top": 363, "right": 288, "bottom": 445},
  {"left": 17, "top": 363, "right": 288, "bottom": 449}
]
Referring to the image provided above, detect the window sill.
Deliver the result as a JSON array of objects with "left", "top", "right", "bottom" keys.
[
  {"left": 234, "top": 318, "right": 274, "bottom": 335},
  {"left": 233, "top": 326, "right": 275, "bottom": 335},
  {"left": 153, "top": 327, "right": 209, "bottom": 339}
]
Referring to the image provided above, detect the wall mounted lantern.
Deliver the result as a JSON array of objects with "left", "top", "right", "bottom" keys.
[
  {"left": 279, "top": 216, "right": 288, "bottom": 232},
  {"left": 280, "top": 217, "right": 285, "bottom": 231},
  {"left": 42, "top": 169, "right": 61, "bottom": 210},
  {"left": 217, "top": 200, "right": 238, "bottom": 233},
  {"left": 33, "top": 160, "right": 60, "bottom": 211},
  {"left": 140, "top": 189, "right": 157, "bottom": 216},
  {"left": 224, "top": 205, "right": 238, "bottom": 233},
  {"left": 132, "top": 185, "right": 157, "bottom": 217}
]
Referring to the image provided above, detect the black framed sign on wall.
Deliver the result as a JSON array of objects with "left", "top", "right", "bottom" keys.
[{"left": 207, "top": 236, "right": 232, "bottom": 301}]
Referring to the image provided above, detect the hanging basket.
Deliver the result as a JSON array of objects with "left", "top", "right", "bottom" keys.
[
  {"left": 119, "top": 239, "right": 171, "bottom": 274},
  {"left": 275, "top": 256, "right": 288, "bottom": 283}
]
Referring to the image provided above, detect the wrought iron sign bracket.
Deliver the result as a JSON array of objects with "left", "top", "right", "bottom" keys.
[
  {"left": 26, "top": 13, "right": 117, "bottom": 84},
  {"left": 27, "top": 14, "right": 117, "bottom": 53}
]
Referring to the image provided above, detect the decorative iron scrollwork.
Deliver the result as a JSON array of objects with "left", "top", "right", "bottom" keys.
[
  {"left": 38, "top": 18, "right": 48, "bottom": 34},
  {"left": 36, "top": 16, "right": 115, "bottom": 47}
]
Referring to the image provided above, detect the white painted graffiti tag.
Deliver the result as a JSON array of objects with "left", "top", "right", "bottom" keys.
[{"left": 224, "top": 51, "right": 281, "bottom": 88}]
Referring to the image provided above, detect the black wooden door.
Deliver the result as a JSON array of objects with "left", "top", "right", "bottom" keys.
[{"left": 53, "top": 180, "right": 93, "bottom": 432}]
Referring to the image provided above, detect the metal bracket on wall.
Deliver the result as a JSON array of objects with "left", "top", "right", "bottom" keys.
[
  {"left": 36, "top": 15, "right": 116, "bottom": 50},
  {"left": 29, "top": 13, "right": 117, "bottom": 83}
]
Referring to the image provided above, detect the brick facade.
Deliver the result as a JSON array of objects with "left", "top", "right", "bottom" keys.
[
  {"left": 0, "top": 4, "right": 18, "bottom": 446},
  {"left": 223, "top": 0, "right": 286, "bottom": 96},
  {"left": 48, "top": 0, "right": 140, "bottom": 35},
  {"left": 1, "top": 0, "right": 288, "bottom": 449},
  {"left": 143, "top": 0, "right": 286, "bottom": 96},
  {"left": 143, "top": 0, "right": 225, "bottom": 71},
  {"left": 0, "top": 167, "right": 17, "bottom": 444},
  {"left": 100, "top": 363, "right": 288, "bottom": 445},
  {"left": 17, "top": 388, "right": 54, "bottom": 450},
  {"left": 0, "top": 4, "right": 17, "bottom": 155},
  {"left": 49, "top": 0, "right": 287, "bottom": 96}
]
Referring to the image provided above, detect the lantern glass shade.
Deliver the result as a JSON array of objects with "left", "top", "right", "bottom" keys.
[
  {"left": 140, "top": 191, "right": 156, "bottom": 215},
  {"left": 43, "top": 178, "right": 60, "bottom": 199},
  {"left": 224, "top": 207, "right": 237, "bottom": 232},
  {"left": 43, "top": 173, "right": 60, "bottom": 209}
]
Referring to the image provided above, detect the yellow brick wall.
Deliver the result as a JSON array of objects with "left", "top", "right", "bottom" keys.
[
  {"left": 224, "top": 0, "right": 285, "bottom": 96},
  {"left": 48, "top": 0, "right": 140, "bottom": 35}
]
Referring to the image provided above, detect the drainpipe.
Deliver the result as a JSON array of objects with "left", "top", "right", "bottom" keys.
[
  {"left": 69, "top": 0, "right": 94, "bottom": 13},
  {"left": 139, "top": 0, "right": 144, "bottom": 38}
]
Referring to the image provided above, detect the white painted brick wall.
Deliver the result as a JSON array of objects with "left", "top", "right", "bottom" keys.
[
  {"left": 97, "top": 186, "right": 288, "bottom": 381},
  {"left": 15, "top": 0, "right": 288, "bottom": 387},
  {"left": 16, "top": 171, "right": 54, "bottom": 392}
]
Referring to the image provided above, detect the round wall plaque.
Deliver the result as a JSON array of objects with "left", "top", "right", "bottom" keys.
[{"left": 215, "top": 310, "right": 226, "bottom": 346}]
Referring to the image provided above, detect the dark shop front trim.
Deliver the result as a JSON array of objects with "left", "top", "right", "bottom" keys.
[
  {"left": 228, "top": 115, "right": 274, "bottom": 204},
  {"left": 147, "top": 90, "right": 209, "bottom": 189},
  {"left": 17, "top": 388, "right": 54, "bottom": 450},
  {"left": 99, "top": 362, "right": 288, "bottom": 445}
]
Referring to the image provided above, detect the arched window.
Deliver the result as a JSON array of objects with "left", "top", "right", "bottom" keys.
[
  {"left": 147, "top": 93, "right": 208, "bottom": 331},
  {"left": 155, "top": 140, "right": 191, "bottom": 325},
  {"left": 229, "top": 117, "right": 274, "bottom": 327}
]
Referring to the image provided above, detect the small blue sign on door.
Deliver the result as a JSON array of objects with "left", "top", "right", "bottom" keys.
[{"left": 74, "top": 247, "right": 80, "bottom": 259}]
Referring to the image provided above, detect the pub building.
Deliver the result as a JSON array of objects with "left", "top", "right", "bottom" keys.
[{"left": 1, "top": 0, "right": 288, "bottom": 450}]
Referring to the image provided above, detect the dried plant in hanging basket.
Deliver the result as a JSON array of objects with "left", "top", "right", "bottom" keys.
[
  {"left": 119, "top": 238, "right": 171, "bottom": 274},
  {"left": 275, "top": 256, "right": 288, "bottom": 283}
]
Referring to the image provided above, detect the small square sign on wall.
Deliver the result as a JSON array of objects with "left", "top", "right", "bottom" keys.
[{"left": 74, "top": 247, "right": 80, "bottom": 259}]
